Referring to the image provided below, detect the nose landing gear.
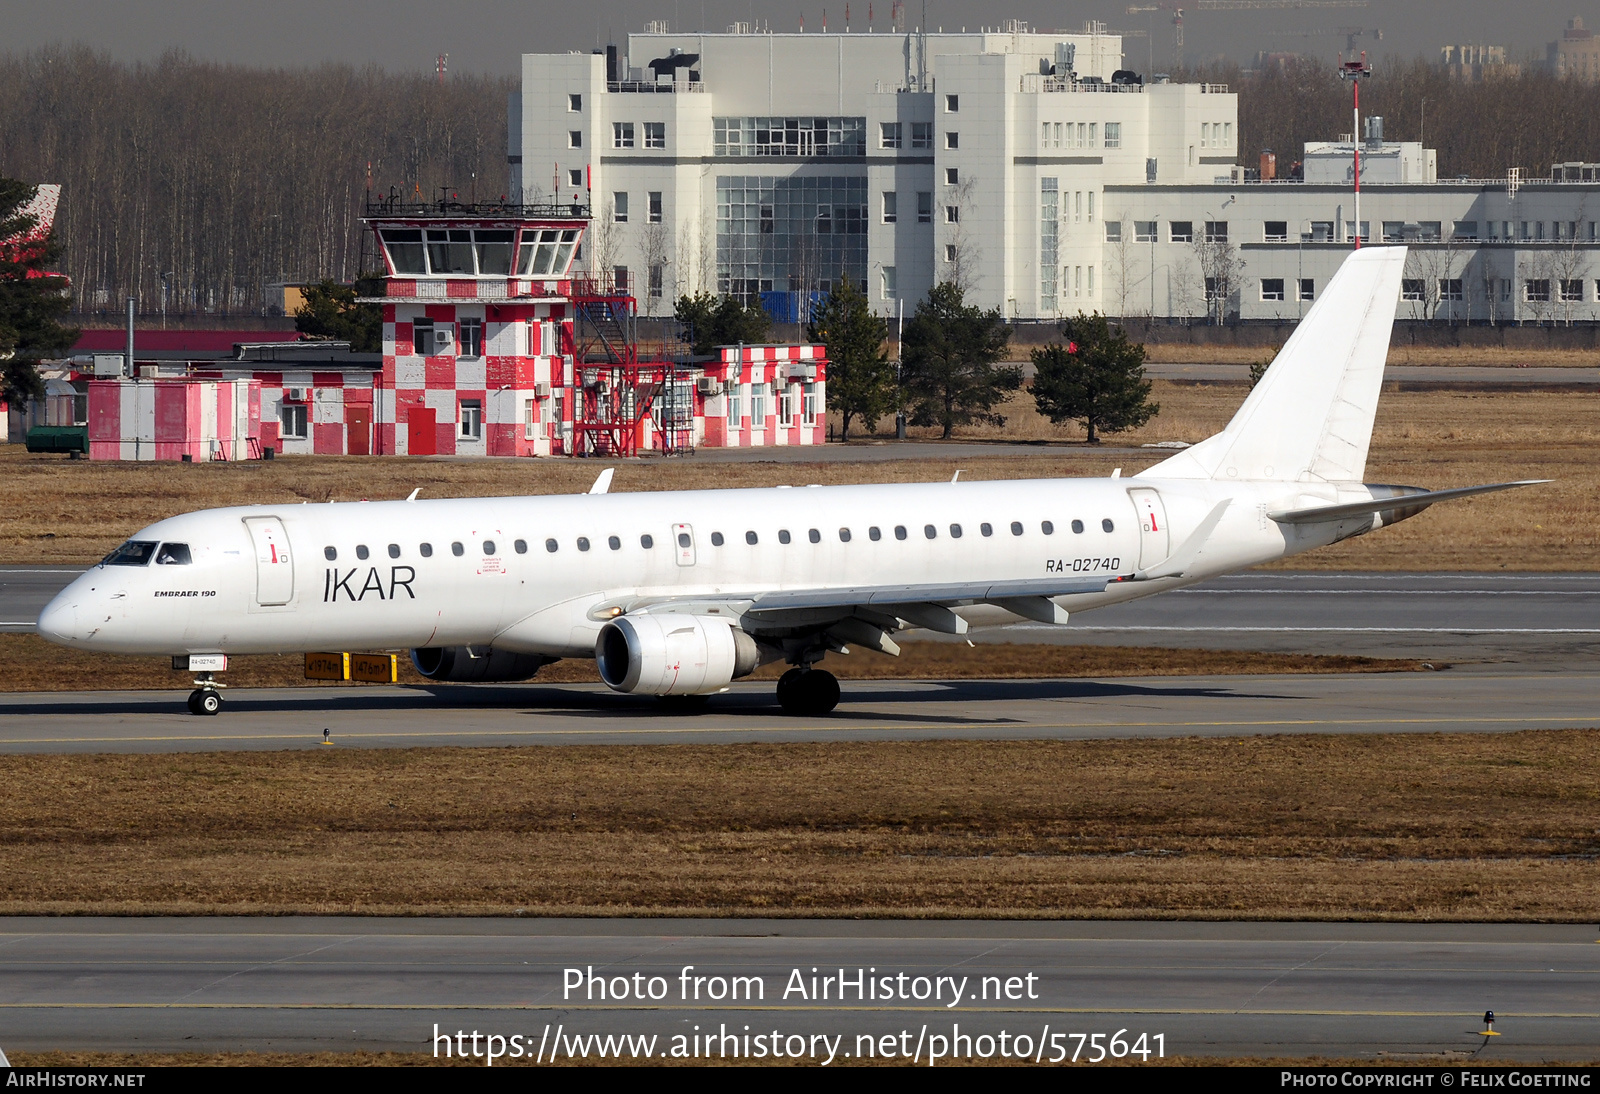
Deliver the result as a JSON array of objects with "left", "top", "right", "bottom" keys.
[
  {"left": 776, "top": 666, "right": 840, "bottom": 715},
  {"left": 186, "top": 672, "right": 225, "bottom": 716}
]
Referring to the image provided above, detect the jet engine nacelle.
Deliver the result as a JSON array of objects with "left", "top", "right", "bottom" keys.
[
  {"left": 595, "top": 614, "right": 760, "bottom": 695},
  {"left": 410, "top": 646, "right": 550, "bottom": 683}
]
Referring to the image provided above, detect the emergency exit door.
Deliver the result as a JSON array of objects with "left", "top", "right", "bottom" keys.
[
  {"left": 243, "top": 516, "right": 295, "bottom": 606},
  {"left": 1128, "top": 488, "right": 1170, "bottom": 570}
]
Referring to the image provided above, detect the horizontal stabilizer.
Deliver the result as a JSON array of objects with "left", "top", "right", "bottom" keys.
[{"left": 1267, "top": 480, "right": 1547, "bottom": 525}]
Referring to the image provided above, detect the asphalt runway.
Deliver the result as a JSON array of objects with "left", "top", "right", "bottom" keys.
[
  {"left": 0, "top": 918, "right": 1593, "bottom": 1061},
  {"left": 1, "top": 668, "right": 1597, "bottom": 753}
]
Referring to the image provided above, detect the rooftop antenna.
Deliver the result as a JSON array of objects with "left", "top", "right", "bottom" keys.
[
  {"left": 1338, "top": 51, "right": 1371, "bottom": 249},
  {"left": 436, "top": 53, "right": 447, "bottom": 85}
]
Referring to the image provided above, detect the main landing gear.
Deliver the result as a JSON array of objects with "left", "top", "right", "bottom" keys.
[
  {"left": 776, "top": 667, "right": 840, "bottom": 716},
  {"left": 187, "top": 673, "right": 224, "bottom": 716}
]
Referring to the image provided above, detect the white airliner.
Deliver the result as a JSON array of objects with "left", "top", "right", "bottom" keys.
[{"left": 39, "top": 248, "right": 1538, "bottom": 715}]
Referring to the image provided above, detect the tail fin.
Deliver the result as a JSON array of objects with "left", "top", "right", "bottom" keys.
[{"left": 1141, "top": 246, "right": 1407, "bottom": 483}]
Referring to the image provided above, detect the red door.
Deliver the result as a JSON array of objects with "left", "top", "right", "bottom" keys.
[
  {"left": 346, "top": 405, "right": 371, "bottom": 456},
  {"left": 406, "top": 406, "right": 436, "bottom": 456}
]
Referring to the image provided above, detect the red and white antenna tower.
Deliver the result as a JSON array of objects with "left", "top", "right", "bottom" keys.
[
  {"left": 436, "top": 53, "right": 448, "bottom": 85},
  {"left": 1339, "top": 51, "right": 1372, "bottom": 249}
]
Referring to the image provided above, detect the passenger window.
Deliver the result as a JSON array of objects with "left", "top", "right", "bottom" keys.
[
  {"left": 514, "top": 540, "right": 527, "bottom": 554},
  {"left": 420, "top": 543, "right": 433, "bottom": 557},
  {"left": 483, "top": 540, "right": 496, "bottom": 555},
  {"left": 1010, "top": 521, "right": 1024, "bottom": 536},
  {"left": 1102, "top": 518, "right": 1115, "bottom": 533},
  {"left": 155, "top": 543, "right": 192, "bottom": 565},
  {"left": 839, "top": 527, "right": 852, "bottom": 542},
  {"left": 980, "top": 523, "right": 993, "bottom": 537},
  {"left": 808, "top": 528, "right": 821, "bottom": 544},
  {"left": 356, "top": 544, "right": 370, "bottom": 560},
  {"left": 779, "top": 529, "right": 792, "bottom": 544},
  {"left": 324, "top": 546, "right": 338, "bottom": 561},
  {"left": 388, "top": 544, "right": 401, "bottom": 559},
  {"left": 609, "top": 536, "right": 622, "bottom": 550},
  {"left": 1042, "top": 521, "right": 1054, "bottom": 535},
  {"left": 711, "top": 532, "right": 724, "bottom": 546},
  {"left": 676, "top": 533, "right": 690, "bottom": 548},
  {"left": 579, "top": 537, "right": 592, "bottom": 551},
  {"left": 545, "top": 538, "right": 559, "bottom": 553},
  {"left": 924, "top": 524, "right": 937, "bottom": 539},
  {"left": 745, "top": 531, "right": 759, "bottom": 545},
  {"left": 869, "top": 526, "right": 882, "bottom": 541},
  {"left": 949, "top": 524, "right": 962, "bottom": 539},
  {"left": 1071, "top": 520, "right": 1085, "bottom": 534},
  {"left": 895, "top": 525, "right": 908, "bottom": 540},
  {"left": 641, "top": 534, "right": 654, "bottom": 548},
  {"left": 451, "top": 542, "right": 464, "bottom": 557}
]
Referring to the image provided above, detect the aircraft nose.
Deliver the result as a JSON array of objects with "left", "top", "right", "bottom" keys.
[{"left": 37, "top": 592, "right": 81, "bottom": 645}]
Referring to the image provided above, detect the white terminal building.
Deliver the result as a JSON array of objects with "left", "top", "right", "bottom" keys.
[{"left": 512, "top": 24, "right": 1600, "bottom": 325}]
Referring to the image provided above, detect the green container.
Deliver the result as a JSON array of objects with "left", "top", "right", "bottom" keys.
[{"left": 25, "top": 425, "right": 89, "bottom": 454}]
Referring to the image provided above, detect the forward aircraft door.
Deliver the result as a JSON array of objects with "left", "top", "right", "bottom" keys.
[
  {"left": 1128, "top": 488, "right": 1170, "bottom": 570},
  {"left": 243, "top": 516, "right": 295, "bottom": 606}
]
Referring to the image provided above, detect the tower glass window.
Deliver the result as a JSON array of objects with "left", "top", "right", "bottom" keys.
[{"left": 716, "top": 176, "right": 868, "bottom": 299}]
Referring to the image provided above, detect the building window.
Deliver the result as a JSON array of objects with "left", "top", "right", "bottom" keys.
[
  {"left": 802, "top": 383, "right": 818, "bottom": 425},
  {"left": 613, "top": 266, "right": 629, "bottom": 293},
  {"left": 1560, "top": 278, "right": 1584, "bottom": 302},
  {"left": 280, "top": 402, "right": 308, "bottom": 439},
  {"left": 778, "top": 387, "right": 794, "bottom": 427},
  {"left": 911, "top": 122, "right": 933, "bottom": 148},
  {"left": 1345, "top": 221, "right": 1370, "bottom": 242},
  {"left": 568, "top": 93, "right": 582, "bottom": 111},
  {"left": 568, "top": 130, "right": 582, "bottom": 148},
  {"left": 1088, "top": 122, "right": 1098, "bottom": 147},
  {"left": 644, "top": 121, "right": 665, "bottom": 148},
  {"left": 459, "top": 317, "right": 484, "bottom": 357},
  {"left": 1104, "top": 121, "right": 1122, "bottom": 149},
  {"left": 945, "top": 167, "right": 959, "bottom": 185},
  {"left": 1382, "top": 221, "right": 1407, "bottom": 243},
  {"left": 524, "top": 399, "right": 538, "bottom": 440},
  {"left": 1299, "top": 278, "right": 1315, "bottom": 301},
  {"left": 945, "top": 243, "right": 957, "bottom": 262},
  {"left": 882, "top": 191, "right": 897, "bottom": 223},
  {"left": 881, "top": 266, "right": 897, "bottom": 299},
  {"left": 459, "top": 400, "right": 483, "bottom": 440},
  {"left": 945, "top": 93, "right": 959, "bottom": 112},
  {"left": 1438, "top": 279, "right": 1463, "bottom": 301},
  {"left": 945, "top": 205, "right": 959, "bottom": 224},
  {"left": 1087, "top": 266, "right": 1094, "bottom": 296},
  {"left": 1418, "top": 221, "right": 1442, "bottom": 242},
  {"left": 649, "top": 264, "right": 664, "bottom": 299},
  {"left": 613, "top": 192, "right": 628, "bottom": 222},
  {"left": 1134, "top": 220, "right": 1157, "bottom": 242},
  {"left": 1169, "top": 221, "right": 1193, "bottom": 243},
  {"left": 648, "top": 191, "right": 663, "bottom": 223},
  {"left": 751, "top": 382, "right": 768, "bottom": 425},
  {"left": 613, "top": 122, "right": 635, "bottom": 148},
  {"left": 1401, "top": 279, "right": 1426, "bottom": 301},
  {"left": 917, "top": 192, "right": 932, "bottom": 223},
  {"left": 712, "top": 116, "right": 867, "bottom": 157},
  {"left": 1203, "top": 221, "right": 1227, "bottom": 243},
  {"left": 1105, "top": 221, "right": 1122, "bottom": 243},
  {"left": 412, "top": 318, "right": 437, "bottom": 355},
  {"left": 1448, "top": 221, "right": 1476, "bottom": 241},
  {"left": 1041, "top": 178, "right": 1059, "bottom": 300},
  {"left": 568, "top": 168, "right": 583, "bottom": 187},
  {"left": 880, "top": 121, "right": 902, "bottom": 149},
  {"left": 1040, "top": 122, "right": 1051, "bottom": 149},
  {"left": 1264, "top": 221, "right": 1288, "bottom": 242},
  {"left": 1261, "top": 278, "right": 1285, "bottom": 301},
  {"left": 1525, "top": 279, "right": 1551, "bottom": 302},
  {"left": 945, "top": 131, "right": 959, "bottom": 150}
]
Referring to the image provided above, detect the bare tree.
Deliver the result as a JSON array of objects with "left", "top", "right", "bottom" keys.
[
  {"left": 1108, "top": 209, "right": 1143, "bottom": 320},
  {"left": 1193, "top": 234, "right": 1244, "bottom": 326},
  {"left": 941, "top": 175, "right": 982, "bottom": 295},
  {"left": 637, "top": 217, "right": 671, "bottom": 317}
]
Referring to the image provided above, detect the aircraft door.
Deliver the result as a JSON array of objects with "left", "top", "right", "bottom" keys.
[
  {"left": 1128, "top": 488, "right": 1170, "bottom": 570},
  {"left": 672, "top": 523, "right": 696, "bottom": 566},
  {"left": 243, "top": 516, "right": 295, "bottom": 606}
]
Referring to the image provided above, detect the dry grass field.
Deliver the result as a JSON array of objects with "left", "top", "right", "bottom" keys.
[
  {"left": 3, "top": 382, "right": 1594, "bottom": 570},
  {"left": 1, "top": 731, "right": 1594, "bottom": 919},
  {"left": 1132, "top": 344, "right": 1600, "bottom": 367}
]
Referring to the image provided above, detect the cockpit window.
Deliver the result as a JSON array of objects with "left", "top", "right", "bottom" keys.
[
  {"left": 102, "top": 540, "right": 157, "bottom": 566},
  {"left": 154, "top": 543, "right": 193, "bottom": 565}
]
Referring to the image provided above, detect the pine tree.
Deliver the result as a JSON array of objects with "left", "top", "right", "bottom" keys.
[
  {"left": 0, "top": 177, "right": 78, "bottom": 405},
  {"left": 673, "top": 291, "right": 771, "bottom": 357},
  {"left": 806, "top": 276, "right": 894, "bottom": 441},
  {"left": 900, "top": 282, "right": 1019, "bottom": 440},
  {"left": 1031, "top": 312, "right": 1158, "bottom": 444},
  {"left": 293, "top": 274, "right": 385, "bottom": 353}
]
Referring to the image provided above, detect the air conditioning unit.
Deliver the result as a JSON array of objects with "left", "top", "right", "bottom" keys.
[
  {"left": 435, "top": 327, "right": 455, "bottom": 349},
  {"left": 535, "top": 381, "right": 552, "bottom": 399},
  {"left": 786, "top": 364, "right": 817, "bottom": 382},
  {"left": 695, "top": 376, "right": 722, "bottom": 396},
  {"left": 286, "top": 387, "right": 309, "bottom": 401}
]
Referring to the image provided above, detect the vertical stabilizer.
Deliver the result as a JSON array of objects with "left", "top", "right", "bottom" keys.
[{"left": 1140, "top": 246, "right": 1406, "bottom": 483}]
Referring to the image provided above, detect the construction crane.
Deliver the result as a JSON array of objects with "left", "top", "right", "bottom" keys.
[
  {"left": 1127, "top": 0, "right": 1368, "bottom": 65},
  {"left": 1269, "top": 25, "right": 1382, "bottom": 52}
]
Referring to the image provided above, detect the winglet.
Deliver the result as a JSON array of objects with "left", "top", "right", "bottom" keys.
[
  {"left": 589, "top": 468, "right": 615, "bottom": 495},
  {"left": 405, "top": 488, "right": 422, "bottom": 502},
  {"left": 1135, "top": 500, "right": 1230, "bottom": 581}
]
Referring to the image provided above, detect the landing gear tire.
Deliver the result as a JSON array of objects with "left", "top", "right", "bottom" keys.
[
  {"left": 188, "top": 688, "right": 222, "bottom": 716},
  {"left": 777, "top": 668, "right": 840, "bottom": 716}
]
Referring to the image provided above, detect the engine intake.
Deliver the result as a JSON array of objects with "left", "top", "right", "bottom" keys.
[
  {"left": 595, "top": 615, "right": 760, "bottom": 695},
  {"left": 410, "top": 646, "right": 550, "bottom": 683}
]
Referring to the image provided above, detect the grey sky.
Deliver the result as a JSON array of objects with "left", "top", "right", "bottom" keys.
[{"left": 5, "top": 1, "right": 1591, "bottom": 74}]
